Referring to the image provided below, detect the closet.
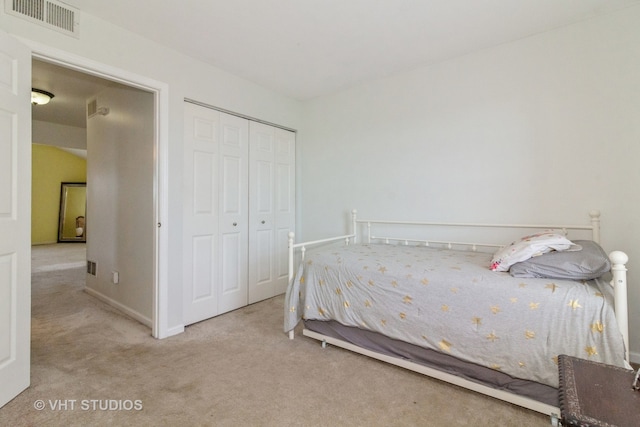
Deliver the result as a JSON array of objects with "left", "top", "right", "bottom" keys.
[{"left": 183, "top": 102, "right": 295, "bottom": 325}]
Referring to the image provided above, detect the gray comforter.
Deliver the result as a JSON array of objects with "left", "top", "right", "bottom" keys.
[{"left": 284, "top": 244, "right": 626, "bottom": 388}]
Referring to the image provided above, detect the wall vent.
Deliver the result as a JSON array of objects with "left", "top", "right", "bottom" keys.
[
  {"left": 5, "top": 0, "right": 80, "bottom": 38},
  {"left": 87, "top": 98, "right": 97, "bottom": 118},
  {"left": 87, "top": 260, "right": 97, "bottom": 276},
  {"left": 87, "top": 98, "right": 110, "bottom": 118}
]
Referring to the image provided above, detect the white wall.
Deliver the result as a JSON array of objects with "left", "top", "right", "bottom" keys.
[
  {"left": 0, "top": 10, "right": 301, "bottom": 335},
  {"left": 300, "top": 8, "right": 640, "bottom": 357},
  {"left": 85, "top": 85, "right": 154, "bottom": 324}
]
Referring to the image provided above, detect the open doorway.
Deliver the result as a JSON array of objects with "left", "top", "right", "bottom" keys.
[{"left": 31, "top": 58, "right": 158, "bottom": 333}]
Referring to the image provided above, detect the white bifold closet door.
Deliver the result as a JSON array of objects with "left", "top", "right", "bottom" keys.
[
  {"left": 183, "top": 102, "right": 295, "bottom": 325},
  {"left": 248, "top": 122, "right": 296, "bottom": 304},
  {"left": 183, "top": 104, "right": 249, "bottom": 324}
]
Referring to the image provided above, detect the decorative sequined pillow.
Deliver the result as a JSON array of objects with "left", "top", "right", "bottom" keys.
[{"left": 489, "top": 231, "right": 575, "bottom": 272}]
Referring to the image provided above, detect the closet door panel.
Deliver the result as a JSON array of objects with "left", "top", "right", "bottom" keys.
[
  {"left": 218, "top": 112, "right": 249, "bottom": 315},
  {"left": 256, "top": 160, "right": 273, "bottom": 213},
  {"left": 255, "top": 229, "right": 273, "bottom": 284},
  {"left": 251, "top": 159, "right": 274, "bottom": 290},
  {"left": 222, "top": 156, "right": 242, "bottom": 214},
  {"left": 192, "top": 235, "right": 216, "bottom": 301},
  {"left": 249, "top": 123, "right": 275, "bottom": 303},
  {"left": 249, "top": 123, "right": 295, "bottom": 303},
  {"left": 273, "top": 129, "right": 296, "bottom": 295},
  {"left": 221, "top": 233, "right": 241, "bottom": 293},
  {"left": 184, "top": 103, "right": 221, "bottom": 324},
  {"left": 274, "top": 130, "right": 295, "bottom": 216},
  {"left": 254, "top": 159, "right": 274, "bottom": 288}
]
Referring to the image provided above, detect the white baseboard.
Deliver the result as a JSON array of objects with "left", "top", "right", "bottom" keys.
[
  {"left": 630, "top": 351, "right": 640, "bottom": 366},
  {"left": 84, "top": 287, "right": 152, "bottom": 328}
]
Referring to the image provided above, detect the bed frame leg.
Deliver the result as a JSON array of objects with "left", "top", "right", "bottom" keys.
[
  {"left": 322, "top": 339, "right": 328, "bottom": 349},
  {"left": 550, "top": 413, "right": 560, "bottom": 426},
  {"left": 610, "top": 251, "right": 629, "bottom": 363},
  {"left": 288, "top": 330, "right": 294, "bottom": 340}
]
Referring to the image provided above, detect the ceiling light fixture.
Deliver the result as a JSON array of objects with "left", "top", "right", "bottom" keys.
[{"left": 31, "top": 88, "right": 55, "bottom": 105}]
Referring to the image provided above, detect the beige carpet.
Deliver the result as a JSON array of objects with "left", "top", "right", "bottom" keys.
[{"left": 0, "top": 244, "right": 549, "bottom": 426}]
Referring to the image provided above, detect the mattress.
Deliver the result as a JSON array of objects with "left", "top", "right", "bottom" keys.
[{"left": 285, "top": 244, "right": 626, "bottom": 388}]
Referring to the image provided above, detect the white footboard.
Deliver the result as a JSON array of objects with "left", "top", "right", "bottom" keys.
[
  {"left": 287, "top": 211, "right": 358, "bottom": 340},
  {"left": 287, "top": 231, "right": 355, "bottom": 340}
]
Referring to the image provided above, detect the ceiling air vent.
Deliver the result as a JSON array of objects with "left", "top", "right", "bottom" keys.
[{"left": 5, "top": 0, "right": 79, "bottom": 38}]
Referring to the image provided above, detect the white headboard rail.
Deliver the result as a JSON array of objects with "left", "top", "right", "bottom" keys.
[{"left": 356, "top": 210, "right": 602, "bottom": 247}]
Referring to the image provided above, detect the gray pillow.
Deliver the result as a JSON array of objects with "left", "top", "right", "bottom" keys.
[{"left": 509, "top": 240, "right": 610, "bottom": 280}]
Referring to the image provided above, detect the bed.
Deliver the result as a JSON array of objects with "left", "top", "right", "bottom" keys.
[{"left": 284, "top": 209, "right": 630, "bottom": 419}]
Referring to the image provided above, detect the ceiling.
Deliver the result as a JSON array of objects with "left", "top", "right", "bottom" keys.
[
  {"left": 32, "top": 59, "right": 119, "bottom": 128},
  {"left": 33, "top": 0, "right": 640, "bottom": 127}
]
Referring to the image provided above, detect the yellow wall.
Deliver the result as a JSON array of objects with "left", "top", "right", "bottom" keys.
[{"left": 32, "top": 144, "right": 87, "bottom": 245}]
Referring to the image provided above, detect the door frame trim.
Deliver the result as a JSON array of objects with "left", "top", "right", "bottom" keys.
[{"left": 22, "top": 38, "right": 172, "bottom": 338}]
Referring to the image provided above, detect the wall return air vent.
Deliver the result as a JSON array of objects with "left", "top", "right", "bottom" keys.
[
  {"left": 87, "top": 98, "right": 109, "bottom": 118},
  {"left": 5, "top": 0, "right": 79, "bottom": 38}
]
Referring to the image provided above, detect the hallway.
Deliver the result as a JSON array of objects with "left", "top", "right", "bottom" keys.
[{"left": 32, "top": 243, "right": 86, "bottom": 273}]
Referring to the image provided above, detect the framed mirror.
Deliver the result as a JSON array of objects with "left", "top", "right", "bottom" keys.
[{"left": 58, "top": 182, "right": 87, "bottom": 243}]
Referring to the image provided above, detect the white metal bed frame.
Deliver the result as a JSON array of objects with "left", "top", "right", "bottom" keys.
[{"left": 287, "top": 209, "right": 630, "bottom": 418}]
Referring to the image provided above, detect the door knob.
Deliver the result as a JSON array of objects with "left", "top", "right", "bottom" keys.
[
  {"left": 261, "top": 220, "right": 266, "bottom": 224},
  {"left": 233, "top": 222, "right": 238, "bottom": 226}
]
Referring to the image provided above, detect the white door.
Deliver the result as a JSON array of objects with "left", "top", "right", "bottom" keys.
[
  {"left": 272, "top": 128, "right": 296, "bottom": 296},
  {"left": 248, "top": 122, "right": 295, "bottom": 303},
  {"left": 218, "top": 112, "right": 248, "bottom": 314},
  {"left": 183, "top": 103, "right": 248, "bottom": 324},
  {"left": 0, "top": 31, "right": 31, "bottom": 408},
  {"left": 183, "top": 103, "right": 221, "bottom": 324}
]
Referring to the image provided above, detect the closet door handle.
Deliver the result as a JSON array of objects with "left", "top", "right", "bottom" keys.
[
  {"left": 233, "top": 222, "right": 238, "bottom": 226},
  {"left": 261, "top": 220, "right": 266, "bottom": 224}
]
